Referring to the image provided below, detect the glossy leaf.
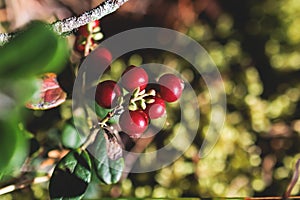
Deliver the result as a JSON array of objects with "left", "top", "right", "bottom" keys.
[
  {"left": 95, "top": 103, "right": 111, "bottom": 119},
  {"left": 87, "top": 130, "right": 124, "bottom": 185},
  {"left": 49, "top": 149, "right": 92, "bottom": 199}
]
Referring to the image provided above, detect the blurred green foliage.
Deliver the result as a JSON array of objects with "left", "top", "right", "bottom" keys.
[
  {"left": 2, "top": 0, "right": 300, "bottom": 199},
  {"left": 0, "top": 21, "right": 68, "bottom": 182}
]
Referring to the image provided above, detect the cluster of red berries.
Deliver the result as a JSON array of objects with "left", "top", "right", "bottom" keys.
[
  {"left": 74, "top": 20, "right": 103, "bottom": 55},
  {"left": 95, "top": 65, "right": 184, "bottom": 138}
]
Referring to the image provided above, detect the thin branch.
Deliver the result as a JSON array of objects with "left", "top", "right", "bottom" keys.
[
  {"left": 52, "top": 0, "right": 129, "bottom": 34},
  {"left": 283, "top": 158, "right": 300, "bottom": 199},
  {"left": 80, "top": 104, "right": 123, "bottom": 150},
  {"left": 0, "top": 175, "right": 50, "bottom": 196},
  {"left": 0, "top": 0, "right": 129, "bottom": 45}
]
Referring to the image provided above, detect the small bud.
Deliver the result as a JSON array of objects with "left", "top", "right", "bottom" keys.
[
  {"left": 148, "top": 89, "right": 156, "bottom": 96},
  {"left": 93, "top": 27, "right": 101, "bottom": 33},
  {"left": 92, "top": 32, "right": 104, "bottom": 41},
  {"left": 128, "top": 102, "right": 138, "bottom": 111},
  {"left": 140, "top": 99, "right": 147, "bottom": 110},
  {"left": 133, "top": 87, "right": 140, "bottom": 98},
  {"left": 145, "top": 98, "right": 155, "bottom": 104},
  {"left": 139, "top": 89, "right": 146, "bottom": 95}
]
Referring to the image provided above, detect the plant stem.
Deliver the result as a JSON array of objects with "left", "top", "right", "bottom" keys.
[
  {"left": 0, "top": 0, "right": 130, "bottom": 45},
  {"left": 80, "top": 104, "right": 123, "bottom": 150},
  {"left": 130, "top": 89, "right": 156, "bottom": 104},
  {"left": 283, "top": 158, "right": 300, "bottom": 199},
  {"left": 0, "top": 175, "right": 50, "bottom": 196}
]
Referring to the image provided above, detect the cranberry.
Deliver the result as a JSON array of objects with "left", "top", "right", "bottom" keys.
[
  {"left": 119, "top": 110, "right": 149, "bottom": 137},
  {"left": 158, "top": 74, "right": 184, "bottom": 102},
  {"left": 145, "top": 96, "right": 166, "bottom": 119},
  {"left": 120, "top": 65, "right": 148, "bottom": 92},
  {"left": 95, "top": 80, "right": 122, "bottom": 108}
]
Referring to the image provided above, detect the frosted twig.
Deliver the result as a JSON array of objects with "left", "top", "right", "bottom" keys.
[
  {"left": 0, "top": 0, "right": 129, "bottom": 45},
  {"left": 0, "top": 32, "right": 11, "bottom": 44},
  {"left": 52, "top": 0, "right": 129, "bottom": 34}
]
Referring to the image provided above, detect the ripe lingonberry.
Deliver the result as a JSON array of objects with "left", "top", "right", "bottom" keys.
[
  {"left": 95, "top": 80, "right": 122, "bottom": 109},
  {"left": 145, "top": 96, "right": 166, "bottom": 119},
  {"left": 158, "top": 74, "right": 184, "bottom": 102},
  {"left": 119, "top": 110, "right": 149, "bottom": 137},
  {"left": 121, "top": 65, "right": 148, "bottom": 92}
]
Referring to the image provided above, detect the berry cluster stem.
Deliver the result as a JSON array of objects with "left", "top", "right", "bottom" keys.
[
  {"left": 130, "top": 89, "right": 156, "bottom": 103},
  {"left": 80, "top": 104, "right": 123, "bottom": 150},
  {"left": 129, "top": 89, "right": 156, "bottom": 110}
]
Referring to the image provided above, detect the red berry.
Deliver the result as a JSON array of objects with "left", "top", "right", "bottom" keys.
[
  {"left": 145, "top": 96, "right": 166, "bottom": 119},
  {"left": 121, "top": 65, "right": 148, "bottom": 91},
  {"left": 88, "top": 47, "right": 112, "bottom": 73},
  {"left": 119, "top": 110, "right": 149, "bottom": 137},
  {"left": 158, "top": 74, "right": 184, "bottom": 102},
  {"left": 78, "top": 26, "right": 90, "bottom": 37},
  {"left": 95, "top": 80, "right": 122, "bottom": 108},
  {"left": 94, "top": 47, "right": 112, "bottom": 63}
]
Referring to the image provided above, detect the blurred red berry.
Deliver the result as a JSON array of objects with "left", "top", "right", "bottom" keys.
[
  {"left": 121, "top": 65, "right": 148, "bottom": 92},
  {"left": 158, "top": 74, "right": 184, "bottom": 102}
]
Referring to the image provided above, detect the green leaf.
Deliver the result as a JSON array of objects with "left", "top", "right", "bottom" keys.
[
  {"left": 62, "top": 124, "right": 85, "bottom": 149},
  {"left": 95, "top": 103, "right": 111, "bottom": 119},
  {"left": 88, "top": 130, "right": 124, "bottom": 185},
  {"left": 0, "top": 77, "right": 41, "bottom": 106},
  {"left": 49, "top": 149, "right": 92, "bottom": 199},
  {"left": 0, "top": 21, "right": 69, "bottom": 78},
  {"left": 0, "top": 115, "right": 28, "bottom": 179},
  {"left": 94, "top": 103, "right": 117, "bottom": 123},
  {"left": 96, "top": 155, "right": 124, "bottom": 184}
]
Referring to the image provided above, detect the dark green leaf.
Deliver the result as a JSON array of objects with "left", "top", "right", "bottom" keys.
[
  {"left": 49, "top": 149, "right": 92, "bottom": 199},
  {"left": 0, "top": 21, "right": 69, "bottom": 78},
  {"left": 0, "top": 77, "right": 41, "bottom": 106},
  {"left": 87, "top": 130, "right": 124, "bottom": 185}
]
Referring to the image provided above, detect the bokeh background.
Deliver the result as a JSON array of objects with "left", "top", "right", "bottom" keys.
[{"left": 1, "top": 0, "right": 300, "bottom": 198}]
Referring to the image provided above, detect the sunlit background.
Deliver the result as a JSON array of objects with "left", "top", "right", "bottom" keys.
[{"left": 1, "top": 0, "right": 300, "bottom": 198}]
